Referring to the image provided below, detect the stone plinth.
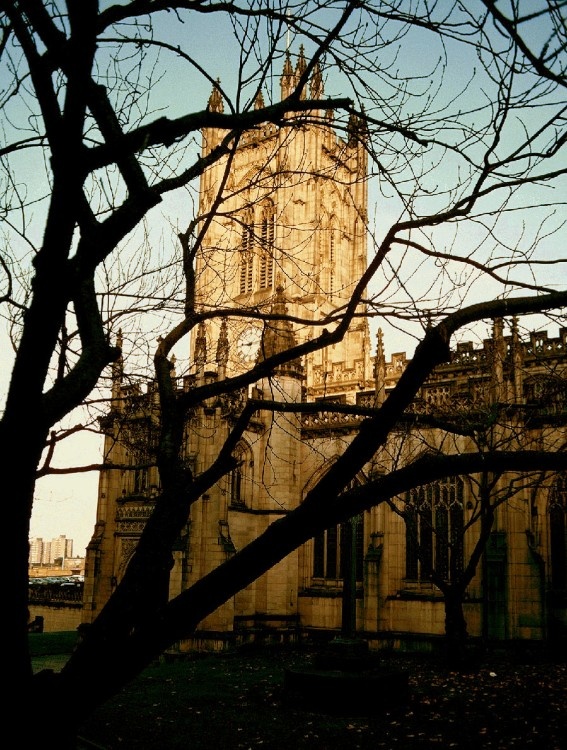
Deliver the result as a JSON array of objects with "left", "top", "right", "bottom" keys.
[{"left": 283, "top": 639, "right": 409, "bottom": 714}]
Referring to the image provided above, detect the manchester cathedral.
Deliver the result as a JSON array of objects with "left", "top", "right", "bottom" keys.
[{"left": 83, "top": 52, "right": 567, "bottom": 653}]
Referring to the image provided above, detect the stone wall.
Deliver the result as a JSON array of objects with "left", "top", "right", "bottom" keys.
[{"left": 28, "top": 602, "right": 83, "bottom": 633}]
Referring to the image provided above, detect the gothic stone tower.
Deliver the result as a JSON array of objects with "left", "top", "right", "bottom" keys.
[
  {"left": 176, "top": 51, "right": 372, "bottom": 642},
  {"left": 193, "top": 48, "right": 372, "bottom": 400},
  {"left": 82, "top": 53, "right": 566, "bottom": 651},
  {"left": 83, "top": 51, "right": 372, "bottom": 645}
]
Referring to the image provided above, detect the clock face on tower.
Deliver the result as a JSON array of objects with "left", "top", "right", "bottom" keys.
[{"left": 237, "top": 326, "right": 261, "bottom": 363}]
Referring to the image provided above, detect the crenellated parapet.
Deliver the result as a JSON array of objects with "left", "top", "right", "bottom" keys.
[
  {"left": 303, "top": 323, "right": 566, "bottom": 432},
  {"left": 525, "top": 327, "right": 567, "bottom": 359},
  {"left": 376, "top": 322, "right": 566, "bottom": 415}
]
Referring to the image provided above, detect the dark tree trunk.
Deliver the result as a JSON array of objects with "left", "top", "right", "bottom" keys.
[
  {"left": 444, "top": 588, "right": 468, "bottom": 667},
  {"left": 26, "top": 670, "right": 81, "bottom": 749}
]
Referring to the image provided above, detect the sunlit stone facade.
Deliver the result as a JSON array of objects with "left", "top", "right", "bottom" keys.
[{"left": 84, "top": 57, "right": 566, "bottom": 653}]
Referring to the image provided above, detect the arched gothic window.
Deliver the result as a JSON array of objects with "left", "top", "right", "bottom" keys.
[
  {"left": 238, "top": 203, "right": 275, "bottom": 295},
  {"left": 312, "top": 479, "right": 364, "bottom": 582},
  {"left": 259, "top": 201, "right": 274, "bottom": 290},
  {"left": 549, "top": 474, "right": 567, "bottom": 591},
  {"left": 317, "top": 216, "right": 338, "bottom": 300},
  {"left": 404, "top": 477, "right": 464, "bottom": 582},
  {"left": 329, "top": 226, "right": 336, "bottom": 298},
  {"left": 133, "top": 464, "right": 148, "bottom": 495},
  {"left": 239, "top": 212, "right": 254, "bottom": 295},
  {"left": 229, "top": 442, "right": 252, "bottom": 506}
]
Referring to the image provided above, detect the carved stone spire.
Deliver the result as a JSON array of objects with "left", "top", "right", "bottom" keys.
[
  {"left": 254, "top": 90, "right": 265, "bottom": 110},
  {"left": 111, "top": 329, "right": 124, "bottom": 405},
  {"left": 295, "top": 45, "right": 307, "bottom": 99},
  {"left": 216, "top": 317, "right": 230, "bottom": 372},
  {"left": 347, "top": 112, "right": 361, "bottom": 147},
  {"left": 310, "top": 61, "right": 323, "bottom": 99},
  {"left": 283, "top": 49, "right": 293, "bottom": 76},
  {"left": 194, "top": 321, "right": 208, "bottom": 370},
  {"left": 207, "top": 79, "right": 224, "bottom": 113},
  {"left": 296, "top": 44, "right": 307, "bottom": 77},
  {"left": 374, "top": 328, "right": 386, "bottom": 405},
  {"left": 281, "top": 50, "right": 294, "bottom": 99},
  {"left": 510, "top": 316, "right": 524, "bottom": 403},
  {"left": 491, "top": 317, "right": 506, "bottom": 403},
  {"left": 259, "top": 286, "right": 302, "bottom": 376}
]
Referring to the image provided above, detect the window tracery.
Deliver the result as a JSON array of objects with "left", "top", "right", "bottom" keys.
[
  {"left": 238, "top": 201, "right": 275, "bottom": 295},
  {"left": 312, "top": 478, "right": 364, "bottom": 582},
  {"left": 239, "top": 211, "right": 254, "bottom": 295},
  {"left": 229, "top": 441, "right": 252, "bottom": 506},
  {"left": 404, "top": 477, "right": 464, "bottom": 582}
]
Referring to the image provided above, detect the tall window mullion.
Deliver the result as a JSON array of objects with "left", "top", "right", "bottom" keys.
[
  {"left": 436, "top": 506, "right": 449, "bottom": 579},
  {"left": 313, "top": 517, "right": 364, "bottom": 582},
  {"left": 329, "top": 228, "right": 335, "bottom": 298},
  {"left": 134, "top": 467, "right": 148, "bottom": 494},
  {"left": 405, "top": 477, "right": 464, "bottom": 583},
  {"left": 240, "top": 221, "right": 254, "bottom": 294},
  {"left": 230, "top": 465, "right": 242, "bottom": 505},
  {"left": 326, "top": 525, "right": 338, "bottom": 579},
  {"left": 450, "top": 504, "right": 464, "bottom": 579},
  {"left": 259, "top": 205, "right": 274, "bottom": 290},
  {"left": 229, "top": 443, "right": 250, "bottom": 506},
  {"left": 355, "top": 515, "right": 364, "bottom": 582},
  {"left": 420, "top": 507, "right": 433, "bottom": 578},
  {"left": 311, "top": 480, "right": 364, "bottom": 582},
  {"left": 313, "top": 533, "right": 325, "bottom": 578},
  {"left": 339, "top": 520, "right": 362, "bottom": 580},
  {"left": 246, "top": 253, "right": 253, "bottom": 291},
  {"left": 405, "top": 502, "right": 419, "bottom": 579}
]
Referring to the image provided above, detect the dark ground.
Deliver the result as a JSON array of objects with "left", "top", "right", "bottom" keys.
[{"left": 66, "top": 645, "right": 566, "bottom": 750}]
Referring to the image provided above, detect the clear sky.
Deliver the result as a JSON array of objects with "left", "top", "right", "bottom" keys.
[{"left": 30, "top": 435, "right": 102, "bottom": 556}]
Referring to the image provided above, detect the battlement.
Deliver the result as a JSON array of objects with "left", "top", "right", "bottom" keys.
[
  {"left": 302, "top": 325, "right": 567, "bottom": 433},
  {"left": 381, "top": 326, "right": 566, "bottom": 382}
]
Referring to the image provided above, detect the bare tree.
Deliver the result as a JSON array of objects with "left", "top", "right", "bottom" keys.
[
  {"left": 385, "top": 356, "right": 567, "bottom": 664},
  {"left": 1, "top": 2, "right": 566, "bottom": 746}
]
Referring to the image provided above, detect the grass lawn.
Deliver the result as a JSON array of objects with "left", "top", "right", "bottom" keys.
[
  {"left": 29, "top": 630, "right": 78, "bottom": 655},
  {"left": 30, "top": 635, "right": 566, "bottom": 749}
]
